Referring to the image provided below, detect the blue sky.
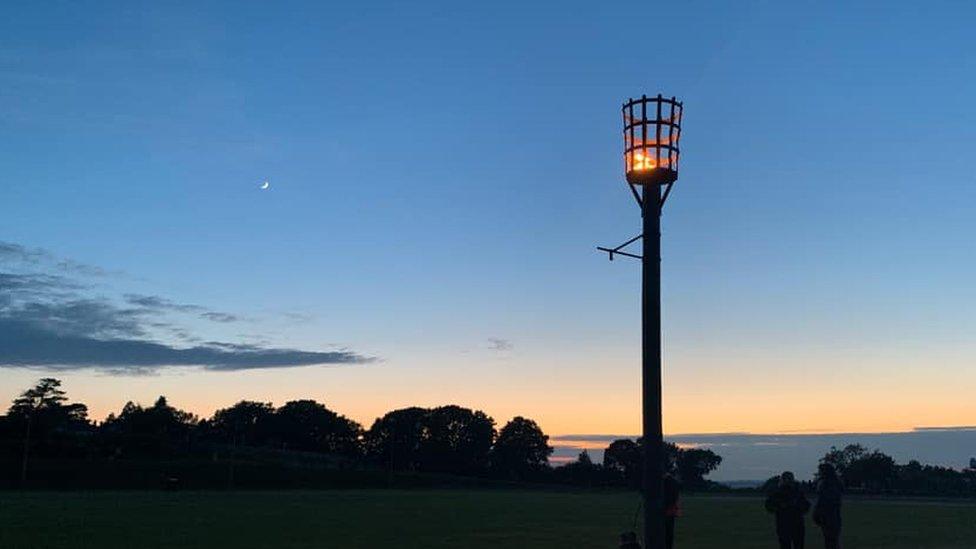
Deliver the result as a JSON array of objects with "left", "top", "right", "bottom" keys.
[{"left": 2, "top": 1, "right": 975, "bottom": 435}]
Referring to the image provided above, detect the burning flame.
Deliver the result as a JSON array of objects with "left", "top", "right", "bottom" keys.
[{"left": 631, "top": 152, "right": 657, "bottom": 171}]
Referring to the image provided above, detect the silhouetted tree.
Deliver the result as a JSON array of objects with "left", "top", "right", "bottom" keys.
[
  {"left": 819, "top": 444, "right": 866, "bottom": 483},
  {"left": 8, "top": 378, "right": 89, "bottom": 428},
  {"left": 271, "top": 400, "right": 362, "bottom": 457},
  {"left": 601, "top": 439, "right": 721, "bottom": 489},
  {"left": 417, "top": 405, "right": 495, "bottom": 475},
  {"left": 6, "top": 378, "right": 90, "bottom": 481},
  {"left": 898, "top": 459, "right": 927, "bottom": 493},
  {"left": 553, "top": 449, "right": 614, "bottom": 486},
  {"left": 819, "top": 446, "right": 902, "bottom": 494},
  {"left": 363, "top": 407, "right": 428, "bottom": 471},
  {"left": 209, "top": 401, "right": 275, "bottom": 447},
  {"left": 490, "top": 416, "right": 552, "bottom": 479},
  {"left": 100, "top": 396, "right": 198, "bottom": 457},
  {"left": 11, "top": 379, "right": 66, "bottom": 414},
  {"left": 675, "top": 447, "right": 723, "bottom": 489},
  {"left": 603, "top": 439, "right": 641, "bottom": 487},
  {"left": 846, "top": 450, "right": 897, "bottom": 493},
  {"left": 11, "top": 376, "right": 976, "bottom": 496}
]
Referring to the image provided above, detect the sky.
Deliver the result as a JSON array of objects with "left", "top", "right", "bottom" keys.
[{"left": 1, "top": 1, "right": 975, "bottom": 439}]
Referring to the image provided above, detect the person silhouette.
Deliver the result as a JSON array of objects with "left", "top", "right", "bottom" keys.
[
  {"left": 765, "top": 471, "right": 810, "bottom": 549},
  {"left": 621, "top": 476, "right": 679, "bottom": 549},
  {"left": 663, "top": 473, "right": 681, "bottom": 549},
  {"left": 813, "top": 463, "right": 844, "bottom": 549}
]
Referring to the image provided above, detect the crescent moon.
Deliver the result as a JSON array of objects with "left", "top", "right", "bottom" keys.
[{"left": 260, "top": 181, "right": 270, "bottom": 190}]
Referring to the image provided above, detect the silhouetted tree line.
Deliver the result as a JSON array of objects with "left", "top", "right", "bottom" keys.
[
  {"left": 603, "top": 438, "right": 723, "bottom": 490},
  {"left": 0, "top": 379, "right": 723, "bottom": 490},
  {"left": 544, "top": 440, "right": 724, "bottom": 490},
  {"left": 5, "top": 380, "right": 972, "bottom": 497},
  {"left": 759, "top": 443, "right": 976, "bottom": 497}
]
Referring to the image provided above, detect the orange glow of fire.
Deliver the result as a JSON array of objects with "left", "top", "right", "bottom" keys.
[{"left": 631, "top": 152, "right": 657, "bottom": 171}]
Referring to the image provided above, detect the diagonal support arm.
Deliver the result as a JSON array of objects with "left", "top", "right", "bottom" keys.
[
  {"left": 629, "top": 182, "right": 675, "bottom": 211},
  {"left": 597, "top": 233, "right": 643, "bottom": 261}
]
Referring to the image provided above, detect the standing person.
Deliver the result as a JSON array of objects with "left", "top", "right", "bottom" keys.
[
  {"left": 764, "top": 471, "right": 810, "bottom": 549},
  {"left": 813, "top": 463, "right": 844, "bottom": 549},
  {"left": 663, "top": 473, "right": 681, "bottom": 549}
]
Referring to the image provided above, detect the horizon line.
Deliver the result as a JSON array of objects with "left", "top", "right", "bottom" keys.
[{"left": 552, "top": 426, "right": 976, "bottom": 440}]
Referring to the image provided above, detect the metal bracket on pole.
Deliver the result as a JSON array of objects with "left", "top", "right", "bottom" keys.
[
  {"left": 660, "top": 182, "right": 673, "bottom": 208},
  {"left": 597, "top": 233, "right": 643, "bottom": 261},
  {"left": 629, "top": 182, "right": 674, "bottom": 212},
  {"left": 628, "top": 183, "right": 643, "bottom": 208}
]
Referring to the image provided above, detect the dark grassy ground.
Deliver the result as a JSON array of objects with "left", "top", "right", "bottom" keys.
[{"left": 1, "top": 490, "right": 975, "bottom": 548}]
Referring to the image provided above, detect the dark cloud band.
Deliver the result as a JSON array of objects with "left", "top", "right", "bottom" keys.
[
  {"left": 0, "top": 320, "right": 371, "bottom": 372},
  {"left": 0, "top": 240, "right": 373, "bottom": 374}
]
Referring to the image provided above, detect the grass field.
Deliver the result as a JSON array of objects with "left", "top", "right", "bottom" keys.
[{"left": 1, "top": 490, "right": 975, "bottom": 548}]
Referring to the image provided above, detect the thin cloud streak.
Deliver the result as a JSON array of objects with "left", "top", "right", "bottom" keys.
[
  {"left": 124, "top": 293, "right": 242, "bottom": 323},
  {"left": 487, "top": 337, "right": 513, "bottom": 351},
  {"left": 0, "top": 240, "right": 109, "bottom": 277}
]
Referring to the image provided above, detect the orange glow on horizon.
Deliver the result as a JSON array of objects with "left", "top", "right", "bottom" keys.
[
  {"left": 11, "top": 376, "right": 974, "bottom": 438},
  {"left": 2, "top": 350, "right": 974, "bottom": 440}
]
